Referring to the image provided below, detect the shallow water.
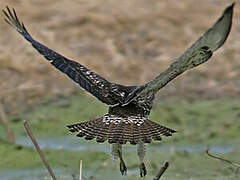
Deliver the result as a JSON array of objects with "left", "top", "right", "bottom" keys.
[
  {"left": 16, "top": 136, "right": 236, "bottom": 154},
  {"left": 2, "top": 136, "right": 237, "bottom": 180}
]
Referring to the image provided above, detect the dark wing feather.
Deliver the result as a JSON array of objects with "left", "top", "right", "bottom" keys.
[
  {"left": 2, "top": 7, "right": 143, "bottom": 106},
  {"left": 138, "top": 3, "right": 234, "bottom": 98}
]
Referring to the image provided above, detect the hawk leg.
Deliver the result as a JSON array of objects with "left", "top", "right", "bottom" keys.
[
  {"left": 137, "top": 141, "right": 147, "bottom": 177},
  {"left": 117, "top": 149, "right": 127, "bottom": 175}
]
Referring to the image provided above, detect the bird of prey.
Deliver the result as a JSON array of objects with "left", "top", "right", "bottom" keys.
[{"left": 2, "top": 3, "right": 234, "bottom": 177}]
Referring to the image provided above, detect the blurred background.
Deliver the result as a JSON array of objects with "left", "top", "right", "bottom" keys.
[{"left": 0, "top": 0, "right": 239, "bottom": 180}]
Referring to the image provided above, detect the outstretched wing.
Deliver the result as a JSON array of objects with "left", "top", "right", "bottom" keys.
[
  {"left": 137, "top": 3, "right": 234, "bottom": 98},
  {"left": 2, "top": 7, "right": 143, "bottom": 106}
]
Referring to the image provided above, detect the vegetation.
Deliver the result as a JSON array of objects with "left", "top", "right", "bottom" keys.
[{"left": 0, "top": 94, "right": 239, "bottom": 179}]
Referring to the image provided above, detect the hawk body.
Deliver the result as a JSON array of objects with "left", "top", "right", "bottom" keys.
[
  {"left": 68, "top": 87, "right": 176, "bottom": 145},
  {"left": 2, "top": 3, "right": 234, "bottom": 177}
]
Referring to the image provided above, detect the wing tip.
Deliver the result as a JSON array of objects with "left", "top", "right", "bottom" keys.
[
  {"left": 218, "top": 2, "right": 234, "bottom": 48},
  {"left": 229, "top": 2, "right": 235, "bottom": 9},
  {"left": 223, "top": 2, "right": 234, "bottom": 17},
  {"left": 2, "top": 5, "right": 30, "bottom": 36}
]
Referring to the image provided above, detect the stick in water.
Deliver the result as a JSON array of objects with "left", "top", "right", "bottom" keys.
[{"left": 23, "top": 120, "right": 57, "bottom": 180}]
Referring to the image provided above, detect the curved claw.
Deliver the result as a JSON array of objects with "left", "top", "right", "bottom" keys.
[{"left": 139, "top": 162, "right": 147, "bottom": 177}]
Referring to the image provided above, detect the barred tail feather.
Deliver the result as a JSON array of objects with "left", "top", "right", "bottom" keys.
[{"left": 67, "top": 115, "right": 176, "bottom": 145}]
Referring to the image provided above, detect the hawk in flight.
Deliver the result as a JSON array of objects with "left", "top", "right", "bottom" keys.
[{"left": 3, "top": 3, "right": 234, "bottom": 177}]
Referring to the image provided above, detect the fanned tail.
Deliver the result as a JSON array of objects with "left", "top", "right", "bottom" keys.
[{"left": 67, "top": 114, "right": 176, "bottom": 145}]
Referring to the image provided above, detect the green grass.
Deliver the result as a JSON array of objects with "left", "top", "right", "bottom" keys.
[
  {"left": 2, "top": 93, "right": 107, "bottom": 138},
  {"left": 0, "top": 93, "right": 240, "bottom": 179},
  {"left": 4, "top": 93, "right": 240, "bottom": 142},
  {"left": 151, "top": 98, "right": 240, "bottom": 144}
]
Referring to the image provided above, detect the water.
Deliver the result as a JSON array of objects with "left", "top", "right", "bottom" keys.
[
  {"left": 16, "top": 136, "right": 110, "bottom": 153},
  {"left": 2, "top": 136, "right": 235, "bottom": 180},
  {"left": 16, "top": 136, "right": 235, "bottom": 154}
]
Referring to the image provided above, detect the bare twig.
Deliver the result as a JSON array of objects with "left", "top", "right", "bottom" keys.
[
  {"left": 0, "top": 102, "right": 15, "bottom": 143},
  {"left": 206, "top": 148, "right": 240, "bottom": 167},
  {"left": 79, "top": 160, "right": 82, "bottom": 180},
  {"left": 23, "top": 120, "right": 57, "bottom": 180},
  {"left": 153, "top": 162, "right": 169, "bottom": 180}
]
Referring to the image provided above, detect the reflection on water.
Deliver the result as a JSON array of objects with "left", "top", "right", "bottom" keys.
[{"left": 16, "top": 136, "right": 235, "bottom": 154}]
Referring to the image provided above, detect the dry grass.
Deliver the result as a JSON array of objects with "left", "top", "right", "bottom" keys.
[{"left": 0, "top": 0, "right": 239, "bottom": 114}]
